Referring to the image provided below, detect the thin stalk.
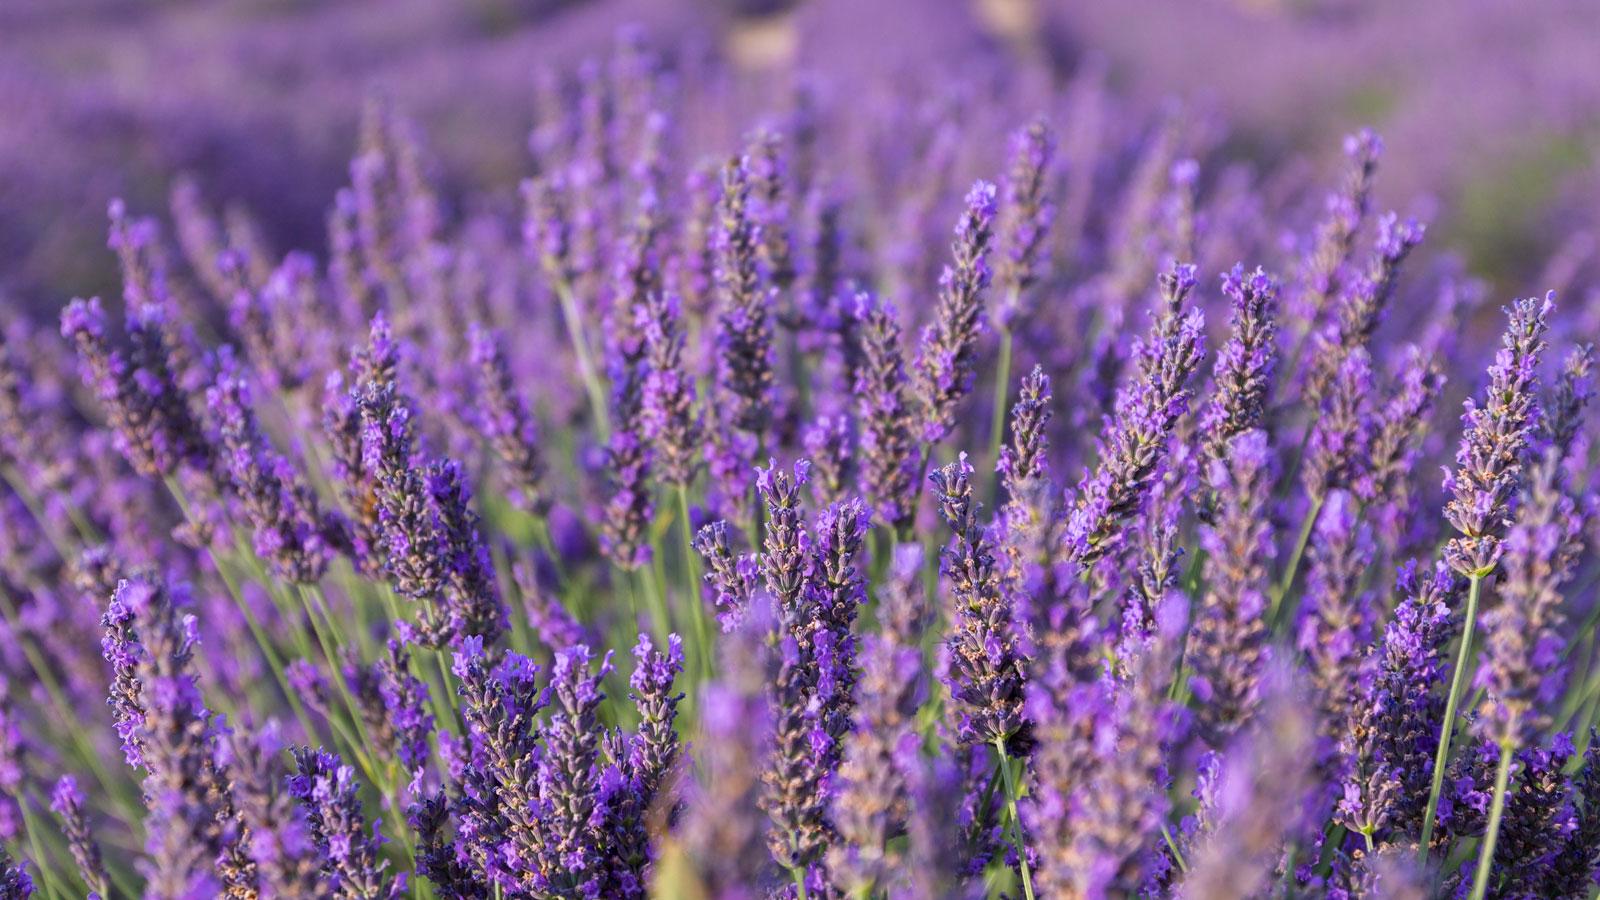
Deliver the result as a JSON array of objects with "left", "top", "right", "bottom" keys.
[
  {"left": 994, "top": 738, "right": 1036, "bottom": 900},
  {"left": 1420, "top": 573, "right": 1484, "bottom": 854},
  {"left": 987, "top": 324, "right": 1015, "bottom": 495},
  {"left": 790, "top": 864, "right": 810, "bottom": 900},
  {"left": 551, "top": 277, "right": 611, "bottom": 441},
  {"left": 1467, "top": 742, "right": 1514, "bottom": 900},
  {"left": 637, "top": 567, "right": 672, "bottom": 644},
  {"left": 1269, "top": 495, "right": 1325, "bottom": 629},
  {"left": 678, "top": 484, "right": 713, "bottom": 683},
  {"left": 1160, "top": 822, "right": 1189, "bottom": 874}
]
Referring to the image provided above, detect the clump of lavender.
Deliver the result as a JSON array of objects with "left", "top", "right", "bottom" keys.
[
  {"left": 288, "top": 747, "right": 405, "bottom": 899},
  {"left": 210, "top": 350, "right": 333, "bottom": 583},
  {"left": 0, "top": 845, "right": 31, "bottom": 899},
  {"left": 914, "top": 181, "right": 999, "bottom": 446}
]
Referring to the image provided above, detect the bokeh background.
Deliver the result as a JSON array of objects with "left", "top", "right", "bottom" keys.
[{"left": 3, "top": 0, "right": 1598, "bottom": 308}]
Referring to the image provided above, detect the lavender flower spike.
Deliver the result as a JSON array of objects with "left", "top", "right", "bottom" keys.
[
  {"left": 1443, "top": 294, "right": 1552, "bottom": 578},
  {"left": 468, "top": 324, "right": 549, "bottom": 516},
  {"left": 995, "top": 117, "right": 1057, "bottom": 325},
  {"left": 914, "top": 180, "right": 999, "bottom": 445},
  {"left": 1473, "top": 451, "right": 1585, "bottom": 748},
  {"left": 714, "top": 155, "right": 776, "bottom": 437},
  {"left": 230, "top": 723, "right": 328, "bottom": 899},
  {"left": 1198, "top": 264, "right": 1278, "bottom": 508},
  {"left": 853, "top": 291, "right": 920, "bottom": 533},
  {"left": 1189, "top": 429, "right": 1275, "bottom": 746},
  {"left": 50, "top": 775, "right": 109, "bottom": 899},
  {"left": 931, "top": 453, "right": 1030, "bottom": 750},
  {"left": 1066, "top": 263, "right": 1207, "bottom": 566}
]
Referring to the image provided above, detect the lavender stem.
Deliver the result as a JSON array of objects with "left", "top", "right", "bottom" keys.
[{"left": 1419, "top": 571, "right": 1483, "bottom": 853}]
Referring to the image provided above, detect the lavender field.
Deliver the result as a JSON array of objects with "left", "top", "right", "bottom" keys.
[{"left": 1, "top": 2, "right": 1599, "bottom": 898}]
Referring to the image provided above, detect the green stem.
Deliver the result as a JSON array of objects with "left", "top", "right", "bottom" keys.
[
  {"left": 987, "top": 325, "right": 1015, "bottom": 496},
  {"left": 790, "top": 864, "right": 810, "bottom": 900},
  {"left": 1269, "top": 495, "right": 1325, "bottom": 629},
  {"left": 1420, "top": 573, "right": 1484, "bottom": 854},
  {"left": 551, "top": 277, "right": 611, "bottom": 441},
  {"left": 679, "top": 484, "right": 713, "bottom": 684},
  {"left": 994, "top": 738, "right": 1036, "bottom": 900},
  {"left": 1468, "top": 742, "right": 1514, "bottom": 900}
]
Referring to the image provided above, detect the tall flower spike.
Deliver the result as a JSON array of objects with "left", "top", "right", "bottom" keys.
[
  {"left": 802, "top": 415, "right": 854, "bottom": 508},
  {"left": 210, "top": 349, "right": 332, "bottom": 583},
  {"left": 1303, "top": 345, "right": 1374, "bottom": 503},
  {"left": 692, "top": 520, "right": 758, "bottom": 632},
  {"left": 599, "top": 633, "right": 685, "bottom": 896},
  {"left": 537, "top": 646, "right": 613, "bottom": 896},
  {"left": 1489, "top": 738, "right": 1576, "bottom": 894},
  {"left": 1066, "top": 264, "right": 1207, "bottom": 566},
  {"left": 1443, "top": 294, "right": 1552, "bottom": 578},
  {"left": 1296, "top": 129, "right": 1381, "bottom": 327},
  {"left": 1360, "top": 346, "right": 1445, "bottom": 514},
  {"left": 997, "top": 365, "right": 1052, "bottom": 505},
  {"left": 1473, "top": 451, "right": 1585, "bottom": 748},
  {"left": 853, "top": 292, "right": 920, "bottom": 533},
  {"left": 1189, "top": 429, "right": 1274, "bottom": 746},
  {"left": 102, "top": 575, "right": 233, "bottom": 897},
  {"left": 995, "top": 117, "right": 1057, "bottom": 326},
  {"left": 1296, "top": 489, "right": 1375, "bottom": 739},
  {"left": 638, "top": 291, "right": 701, "bottom": 487},
  {"left": 1198, "top": 264, "right": 1278, "bottom": 515},
  {"left": 931, "top": 454, "right": 1030, "bottom": 750},
  {"left": 376, "top": 639, "right": 435, "bottom": 793},
  {"left": 1542, "top": 343, "right": 1594, "bottom": 460},
  {"left": 681, "top": 598, "right": 773, "bottom": 898},
  {"left": 468, "top": 324, "right": 549, "bottom": 516},
  {"left": 914, "top": 180, "right": 999, "bottom": 445},
  {"left": 1342, "top": 562, "right": 1459, "bottom": 840},
  {"left": 714, "top": 155, "right": 776, "bottom": 437},
  {"left": 1305, "top": 211, "right": 1425, "bottom": 401},
  {"left": 287, "top": 747, "right": 405, "bottom": 900},
  {"left": 426, "top": 459, "right": 510, "bottom": 646},
  {"left": 601, "top": 348, "right": 655, "bottom": 571},
  {"left": 230, "top": 723, "right": 328, "bottom": 899},
  {"left": 50, "top": 776, "right": 109, "bottom": 899}
]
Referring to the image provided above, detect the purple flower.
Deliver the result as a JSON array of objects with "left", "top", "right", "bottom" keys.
[
  {"left": 288, "top": 747, "right": 405, "bottom": 899},
  {"left": 1189, "top": 429, "right": 1274, "bottom": 746},
  {"left": 852, "top": 292, "right": 920, "bottom": 533},
  {"left": 1443, "top": 294, "right": 1552, "bottom": 577},
  {"left": 50, "top": 775, "right": 109, "bottom": 898},
  {"left": 1066, "top": 264, "right": 1207, "bottom": 566},
  {"left": 913, "top": 180, "right": 999, "bottom": 446},
  {"left": 995, "top": 117, "right": 1057, "bottom": 325}
]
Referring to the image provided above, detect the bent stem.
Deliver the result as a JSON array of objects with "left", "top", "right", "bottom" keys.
[
  {"left": 1467, "top": 742, "right": 1514, "bottom": 900},
  {"left": 1420, "top": 573, "right": 1484, "bottom": 854},
  {"left": 994, "top": 737, "right": 1036, "bottom": 900}
]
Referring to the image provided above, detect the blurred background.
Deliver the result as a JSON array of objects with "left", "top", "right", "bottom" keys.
[{"left": 2, "top": 0, "right": 1597, "bottom": 309}]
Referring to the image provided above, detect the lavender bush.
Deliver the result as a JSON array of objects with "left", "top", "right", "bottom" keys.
[{"left": 0, "top": 21, "right": 1598, "bottom": 900}]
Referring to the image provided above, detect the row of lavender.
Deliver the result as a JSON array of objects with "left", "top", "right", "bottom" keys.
[{"left": 0, "top": 31, "right": 1597, "bottom": 900}]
